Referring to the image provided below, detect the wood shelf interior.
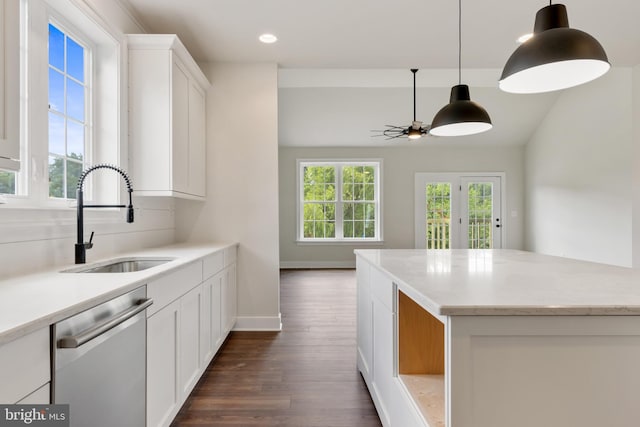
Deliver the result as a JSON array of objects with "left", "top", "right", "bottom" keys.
[{"left": 398, "top": 291, "right": 445, "bottom": 426}]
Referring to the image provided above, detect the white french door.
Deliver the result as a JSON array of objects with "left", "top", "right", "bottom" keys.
[{"left": 414, "top": 173, "right": 503, "bottom": 249}]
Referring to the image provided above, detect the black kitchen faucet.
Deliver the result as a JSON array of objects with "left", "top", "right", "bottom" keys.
[{"left": 75, "top": 164, "right": 134, "bottom": 264}]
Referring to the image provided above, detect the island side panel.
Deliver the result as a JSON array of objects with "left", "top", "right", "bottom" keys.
[
  {"left": 448, "top": 315, "right": 640, "bottom": 427},
  {"left": 355, "top": 254, "right": 434, "bottom": 427}
]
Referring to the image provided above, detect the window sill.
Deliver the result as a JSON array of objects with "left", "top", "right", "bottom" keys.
[{"left": 296, "top": 239, "right": 385, "bottom": 246}]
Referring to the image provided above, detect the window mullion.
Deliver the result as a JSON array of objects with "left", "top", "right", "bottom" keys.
[{"left": 335, "top": 164, "right": 343, "bottom": 239}]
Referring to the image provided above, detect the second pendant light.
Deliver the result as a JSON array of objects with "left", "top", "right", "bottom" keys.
[{"left": 430, "top": 0, "right": 492, "bottom": 137}]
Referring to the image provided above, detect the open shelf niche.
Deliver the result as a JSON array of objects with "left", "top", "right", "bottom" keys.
[{"left": 398, "top": 291, "right": 445, "bottom": 427}]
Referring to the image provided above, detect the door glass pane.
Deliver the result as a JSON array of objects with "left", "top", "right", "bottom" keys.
[
  {"left": 426, "top": 183, "right": 451, "bottom": 249},
  {"left": 467, "top": 183, "right": 493, "bottom": 249}
]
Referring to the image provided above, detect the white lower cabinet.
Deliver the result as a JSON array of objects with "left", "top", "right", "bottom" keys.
[
  {"left": 357, "top": 261, "right": 425, "bottom": 427},
  {"left": 371, "top": 297, "right": 394, "bottom": 426},
  {"left": 147, "top": 299, "right": 180, "bottom": 427},
  {"left": 179, "top": 285, "right": 202, "bottom": 398},
  {"left": 147, "top": 247, "right": 238, "bottom": 427},
  {"left": 201, "top": 274, "right": 222, "bottom": 365},
  {"left": 221, "top": 265, "right": 237, "bottom": 334},
  {"left": 17, "top": 384, "right": 50, "bottom": 404},
  {"left": 356, "top": 258, "right": 373, "bottom": 380},
  {"left": 0, "top": 327, "right": 50, "bottom": 404}
]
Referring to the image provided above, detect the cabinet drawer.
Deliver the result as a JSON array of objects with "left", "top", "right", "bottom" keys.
[
  {"left": 203, "top": 251, "right": 224, "bottom": 280},
  {"left": 147, "top": 261, "right": 203, "bottom": 316},
  {"left": 0, "top": 328, "right": 50, "bottom": 403},
  {"left": 224, "top": 245, "right": 237, "bottom": 266},
  {"left": 370, "top": 266, "right": 394, "bottom": 311}
]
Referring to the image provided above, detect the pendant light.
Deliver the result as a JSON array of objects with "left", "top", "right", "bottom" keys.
[
  {"left": 430, "top": 0, "right": 492, "bottom": 137},
  {"left": 499, "top": 2, "right": 610, "bottom": 94}
]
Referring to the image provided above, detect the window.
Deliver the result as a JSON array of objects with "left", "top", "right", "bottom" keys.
[
  {"left": 298, "top": 160, "right": 381, "bottom": 242},
  {"left": 0, "top": 171, "right": 16, "bottom": 195},
  {"left": 48, "top": 23, "right": 89, "bottom": 199},
  {"left": 6, "top": 0, "right": 122, "bottom": 208}
]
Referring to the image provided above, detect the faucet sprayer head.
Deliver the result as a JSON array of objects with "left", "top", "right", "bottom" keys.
[{"left": 127, "top": 189, "right": 134, "bottom": 223}]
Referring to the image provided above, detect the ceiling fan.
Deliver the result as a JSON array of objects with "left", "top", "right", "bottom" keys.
[{"left": 371, "top": 69, "right": 430, "bottom": 140}]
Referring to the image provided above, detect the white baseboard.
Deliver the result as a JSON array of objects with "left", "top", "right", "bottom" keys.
[
  {"left": 280, "top": 261, "right": 355, "bottom": 269},
  {"left": 233, "top": 314, "right": 282, "bottom": 331}
]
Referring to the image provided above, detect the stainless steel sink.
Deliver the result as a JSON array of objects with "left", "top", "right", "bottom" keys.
[{"left": 64, "top": 257, "right": 175, "bottom": 273}]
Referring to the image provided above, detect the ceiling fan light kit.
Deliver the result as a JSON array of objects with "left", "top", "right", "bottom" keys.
[
  {"left": 371, "top": 69, "right": 430, "bottom": 140},
  {"left": 499, "top": 3, "right": 610, "bottom": 94}
]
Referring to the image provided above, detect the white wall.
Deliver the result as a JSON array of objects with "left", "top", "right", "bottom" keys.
[
  {"left": 525, "top": 68, "right": 633, "bottom": 267},
  {"left": 0, "top": 0, "right": 176, "bottom": 278},
  {"left": 175, "top": 63, "right": 281, "bottom": 331},
  {"left": 279, "top": 145, "right": 525, "bottom": 267},
  {"left": 633, "top": 65, "right": 640, "bottom": 268}
]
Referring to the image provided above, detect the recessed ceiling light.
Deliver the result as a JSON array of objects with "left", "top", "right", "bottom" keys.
[
  {"left": 259, "top": 33, "right": 278, "bottom": 44},
  {"left": 517, "top": 33, "right": 533, "bottom": 43}
]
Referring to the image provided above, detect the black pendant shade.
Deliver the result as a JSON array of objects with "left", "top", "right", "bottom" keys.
[
  {"left": 499, "top": 4, "right": 610, "bottom": 94},
  {"left": 430, "top": 85, "right": 492, "bottom": 137},
  {"left": 429, "top": 0, "right": 492, "bottom": 137}
]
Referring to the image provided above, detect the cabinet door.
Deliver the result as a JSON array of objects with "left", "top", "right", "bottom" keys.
[
  {"left": 0, "top": 327, "right": 50, "bottom": 404},
  {"left": 171, "top": 58, "right": 190, "bottom": 194},
  {"left": 372, "top": 297, "right": 394, "bottom": 426},
  {"left": 188, "top": 81, "right": 206, "bottom": 197},
  {"left": 147, "top": 300, "right": 180, "bottom": 427},
  {"left": 179, "top": 285, "right": 201, "bottom": 397},
  {"left": 220, "top": 265, "right": 237, "bottom": 335},
  {"left": 221, "top": 269, "right": 230, "bottom": 335},
  {"left": 200, "top": 276, "right": 222, "bottom": 365},
  {"left": 356, "top": 258, "right": 373, "bottom": 381},
  {"left": 0, "top": 0, "right": 20, "bottom": 171},
  {"left": 211, "top": 274, "right": 223, "bottom": 350},
  {"left": 228, "top": 264, "right": 237, "bottom": 329}
]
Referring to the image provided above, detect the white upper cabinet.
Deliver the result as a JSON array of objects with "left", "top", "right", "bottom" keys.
[
  {"left": 127, "top": 34, "right": 209, "bottom": 200},
  {"left": 0, "top": 0, "right": 20, "bottom": 171}
]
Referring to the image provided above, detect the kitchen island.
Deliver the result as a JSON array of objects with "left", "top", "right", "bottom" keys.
[{"left": 355, "top": 249, "right": 640, "bottom": 427}]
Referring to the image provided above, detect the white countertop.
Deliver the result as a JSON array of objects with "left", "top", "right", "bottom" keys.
[
  {"left": 355, "top": 249, "right": 640, "bottom": 316},
  {"left": 0, "top": 242, "right": 235, "bottom": 345}
]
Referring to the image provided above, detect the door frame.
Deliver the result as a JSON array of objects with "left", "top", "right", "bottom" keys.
[{"left": 414, "top": 172, "right": 507, "bottom": 249}]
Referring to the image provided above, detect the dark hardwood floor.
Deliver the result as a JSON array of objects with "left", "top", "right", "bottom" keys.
[{"left": 171, "top": 269, "right": 382, "bottom": 426}]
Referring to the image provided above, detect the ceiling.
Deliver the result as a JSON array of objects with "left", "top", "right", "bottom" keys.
[{"left": 121, "top": 0, "right": 639, "bottom": 147}]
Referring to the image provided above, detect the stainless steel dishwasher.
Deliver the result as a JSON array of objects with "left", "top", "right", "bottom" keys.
[{"left": 52, "top": 286, "right": 152, "bottom": 427}]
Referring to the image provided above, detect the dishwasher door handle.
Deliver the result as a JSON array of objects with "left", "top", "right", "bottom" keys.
[{"left": 57, "top": 298, "right": 153, "bottom": 349}]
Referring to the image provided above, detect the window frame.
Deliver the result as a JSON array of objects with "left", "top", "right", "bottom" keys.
[
  {"left": 296, "top": 159, "right": 383, "bottom": 243},
  {"left": 0, "top": 0, "right": 124, "bottom": 210}
]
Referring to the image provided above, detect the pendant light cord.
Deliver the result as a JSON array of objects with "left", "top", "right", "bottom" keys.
[{"left": 458, "top": 0, "right": 462, "bottom": 85}]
